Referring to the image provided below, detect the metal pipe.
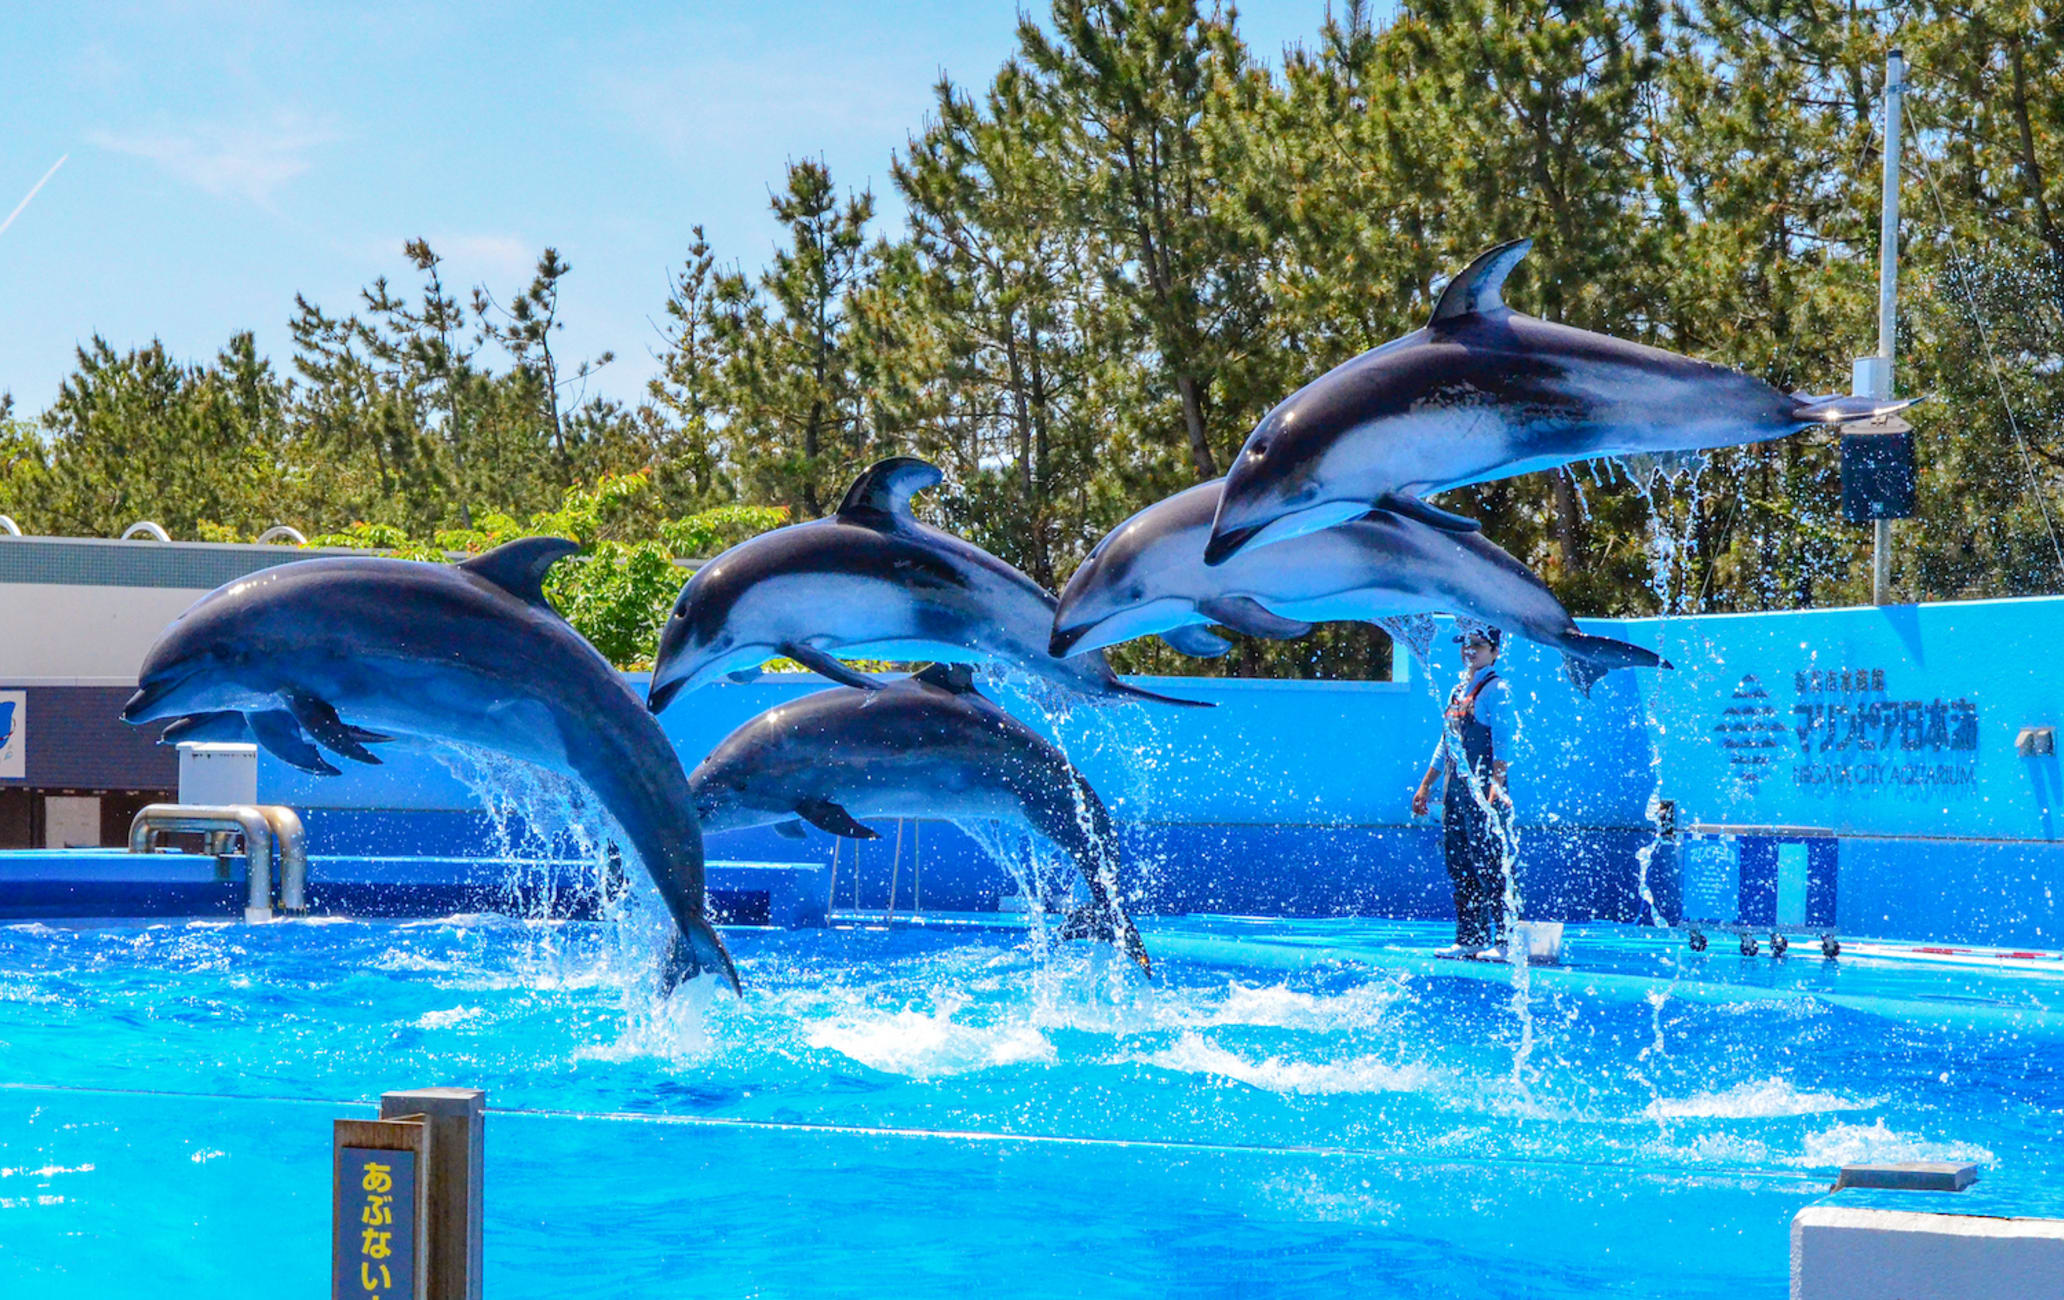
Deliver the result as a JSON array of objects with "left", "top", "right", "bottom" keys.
[
  {"left": 128, "top": 803, "right": 277, "bottom": 921},
  {"left": 259, "top": 805, "right": 309, "bottom": 912},
  {"left": 119, "top": 521, "right": 171, "bottom": 542},
  {"left": 254, "top": 524, "right": 306, "bottom": 545},
  {"left": 1870, "top": 49, "right": 1906, "bottom": 606},
  {"left": 0, "top": 515, "right": 21, "bottom": 537},
  {"left": 1877, "top": 49, "right": 1905, "bottom": 378}
]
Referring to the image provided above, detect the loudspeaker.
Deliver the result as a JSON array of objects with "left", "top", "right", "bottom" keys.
[{"left": 1841, "top": 421, "right": 1915, "bottom": 521}]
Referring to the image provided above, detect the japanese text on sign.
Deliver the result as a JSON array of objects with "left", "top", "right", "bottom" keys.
[{"left": 335, "top": 1146, "right": 414, "bottom": 1300}]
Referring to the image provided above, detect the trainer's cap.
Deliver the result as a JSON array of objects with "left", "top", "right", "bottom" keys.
[{"left": 1452, "top": 623, "right": 1502, "bottom": 649}]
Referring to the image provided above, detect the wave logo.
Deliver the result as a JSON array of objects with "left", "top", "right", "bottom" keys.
[
  {"left": 0, "top": 701, "right": 13, "bottom": 750},
  {"left": 1714, "top": 674, "right": 1785, "bottom": 784}
]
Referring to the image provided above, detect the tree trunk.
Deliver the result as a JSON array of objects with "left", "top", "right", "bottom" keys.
[{"left": 1177, "top": 374, "right": 1216, "bottom": 480}]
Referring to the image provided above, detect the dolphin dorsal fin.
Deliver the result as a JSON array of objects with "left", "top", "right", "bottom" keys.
[
  {"left": 1429, "top": 238, "right": 1532, "bottom": 327},
  {"left": 460, "top": 536, "right": 581, "bottom": 607},
  {"left": 912, "top": 662, "right": 978, "bottom": 694},
  {"left": 836, "top": 457, "right": 944, "bottom": 523}
]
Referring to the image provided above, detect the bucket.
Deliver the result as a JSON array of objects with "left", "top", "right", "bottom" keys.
[{"left": 1511, "top": 920, "right": 1565, "bottom": 965}]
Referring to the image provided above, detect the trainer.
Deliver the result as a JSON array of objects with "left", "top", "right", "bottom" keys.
[{"left": 1410, "top": 625, "right": 1515, "bottom": 958}]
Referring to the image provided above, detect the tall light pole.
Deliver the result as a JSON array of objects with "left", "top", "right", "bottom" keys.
[{"left": 1855, "top": 49, "right": 1907, "bottom": 605}]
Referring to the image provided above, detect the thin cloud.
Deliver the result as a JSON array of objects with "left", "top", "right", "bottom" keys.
[{"left": 88, "top": 114, "right": 338, "bottom": 206}]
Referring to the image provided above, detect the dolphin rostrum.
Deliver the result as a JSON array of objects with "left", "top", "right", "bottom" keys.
[
  {"left": 1205, "top": 238, "right": 1920, "bottom": 564},
  {"left": 1053, "top": 480, "right": 1667, "bottom": 692},
  {"left": 119, "top": 537, "right": 739, "bottom": 994},
  {"left": 689, "top": 664, "right": 1154, "bottom": 975},
  {"left": 646, "top": 456, "right": 1205, "bottom": 712}
]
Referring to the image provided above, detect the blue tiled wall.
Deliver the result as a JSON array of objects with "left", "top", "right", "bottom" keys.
[{"left": 238, "top": 596, "right": 2064, "bottom": 948}]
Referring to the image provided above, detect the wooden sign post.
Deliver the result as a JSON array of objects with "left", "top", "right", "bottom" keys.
[
  {"left": 335, "top": 1087, "right": 484, "bottom": 1300},
  {"left": 333, "top": 1116, "right": 430, "bottom": 1300},
  {"left": 380, "top": 1087, "right": 485, "bottom": 1300}
]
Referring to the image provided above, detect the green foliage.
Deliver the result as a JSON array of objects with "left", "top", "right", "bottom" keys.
[
  {"left": 9, "top": 1, "right": 2064, "bottom": 679},
  {"left": 299, "top": 475, "right": 788, "bottom": 668}
]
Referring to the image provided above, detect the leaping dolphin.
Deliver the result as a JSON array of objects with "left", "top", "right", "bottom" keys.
[
  {"left": 646, "top": 457, "right": 1205, "bottom": 712},
  {"left": 1053, "top": 480, "right": 1667, "bottom": 692},
  {"left": 1205, "top": 238, "right": 1919, "bottom": 564},
  {"left": 119, "top": 538, "right": 739, "bottom": 995},
  {"left": 690, "top": 664, "right": 1154, "bottom": 974}
]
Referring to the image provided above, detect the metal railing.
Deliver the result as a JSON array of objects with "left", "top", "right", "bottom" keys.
[{"left": 128, "top": 803, "right": 308, "bottom": 921}]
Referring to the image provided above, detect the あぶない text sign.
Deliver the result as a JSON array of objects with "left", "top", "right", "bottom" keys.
[{"left": 335, "top": 1118, "right": 428, "bottom": 1300}]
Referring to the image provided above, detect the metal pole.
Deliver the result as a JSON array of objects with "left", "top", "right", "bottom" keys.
[{"left": 1870, "top": 49, "right": 1906, "bottom": 605}]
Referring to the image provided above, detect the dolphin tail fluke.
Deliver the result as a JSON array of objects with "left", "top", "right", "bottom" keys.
[
  {"left": 1102, "top": 677, "right": 1214, "bottom": 709},
  {"left": 1560, "top": 633, "right": 1670, "bottom": 696},
  {"left": 1375, "top": 493, "right": 1483, "bottom": 534},
  {"left": 1790, "top": 392, "right": 1923, "bottom": 426},
  {"left": 660, "top": 919, "right": 741, "bottom": 997},
  {"left": 1057, "top": 901, "right": 1154, "bottom": 978}
]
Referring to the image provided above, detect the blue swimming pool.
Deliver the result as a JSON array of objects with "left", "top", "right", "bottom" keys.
[{"left": 2, "top": 911, "right": 2052, "bottom": 1296}]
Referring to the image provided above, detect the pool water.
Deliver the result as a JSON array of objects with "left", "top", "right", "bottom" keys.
[{"left": 2, "top": 913, "right": 2058, "bottom": 1296}]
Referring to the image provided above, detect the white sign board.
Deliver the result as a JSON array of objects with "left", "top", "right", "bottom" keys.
[{"left": 0, "top": 690, "right": 23, "bottom": 780}]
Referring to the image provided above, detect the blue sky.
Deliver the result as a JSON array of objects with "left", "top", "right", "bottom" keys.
[{"left": 1, "top": 1, "right": 1341, "bottom": 420}]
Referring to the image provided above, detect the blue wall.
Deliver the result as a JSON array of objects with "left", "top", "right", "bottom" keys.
[{"left": 251, "top": 596, "right": 2064, "bottom": 948}]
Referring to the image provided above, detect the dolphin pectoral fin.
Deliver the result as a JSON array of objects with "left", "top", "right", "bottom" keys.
[
  {"left": 459, "top": 536, "right": 582, "bottom": 607},
  {"left": 660, "top": 920, "right": 741, "bottom": 997},
  {"left": 1198, "top": 597, "right": 1314, "bottom": 642},
  {"left": 835, "top": 456, "right": 945, "bottom": 522},
  {"left": 772, "top": 819, "right": 808, "bottom": 840},
  {"left": 1160, "top": 625, "right": 1232, "bottom": 658},
  {"left": 246, "top": 709, "right": 342, "bottom": 776},
  {"left": 779, "top": 642, "right": 886, "bottom": 691},
  {"left": 1790, "top": 392, "right": 1923, "bottom": 426},
  {"left": 281, "top": 690, "right": 383, "bottom": 766},
  {"left": 1428, "top": 238, "right": 1532, "bottom": 326},
  {"left": 1376, "top": 493, "right": 1483, "bottom": 533},
  {"left": 158, "top": 711, "right": 251, "bottom": 747},
  {"left": 1103, "top": 678, "right": 1214, "bottom": 709},
  {"left": 796, "top": 799, "right": 880, "bottom": 840}
]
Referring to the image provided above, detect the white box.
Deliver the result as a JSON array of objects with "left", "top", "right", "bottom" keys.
[{"left": 178, "top": 743, "right": 258, "bottom": 806}]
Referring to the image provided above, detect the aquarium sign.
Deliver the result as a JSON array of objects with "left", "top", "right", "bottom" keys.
[
  {"left": 0, "top": 690, "right": 22, "bottom": 780},
  {"left": 335, "top": 1147, "right": 417, "bottom": 1300},
  {"left": 1783, "top": 665, "right": 1978, "bottom": 798}
]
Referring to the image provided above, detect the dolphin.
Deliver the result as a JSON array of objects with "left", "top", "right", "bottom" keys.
[
  {"left": 689, "top": 664, "right": 1154, "bottom": 975},
  {"left": 119, "top": 537, "right": 739, "bottom": 994},
  {"left": 1052, "top": 480, "right": 1667, "bottom": 692},
  {"left": 1205, "top": 238, "right": 1920, "bottom": 564},
  {"left": 646, "top": 456, "right": 1205, "bottom": 712}
]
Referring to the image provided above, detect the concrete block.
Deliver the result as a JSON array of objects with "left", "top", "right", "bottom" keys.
[
  {"left": 1792, "top": 1205, "right": 2064, "bottom": 1299},
  {"left": 1835, "top": 1161, "right": 1980, "bottom": 1192}
]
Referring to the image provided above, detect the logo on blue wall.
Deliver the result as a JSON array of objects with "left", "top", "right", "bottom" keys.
[
  {"left": 1715, "top": 675, "right": 1784, "bottom": 785},
  {"left": 0, "top": 701, "right": 14, "bottom": 750}
]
